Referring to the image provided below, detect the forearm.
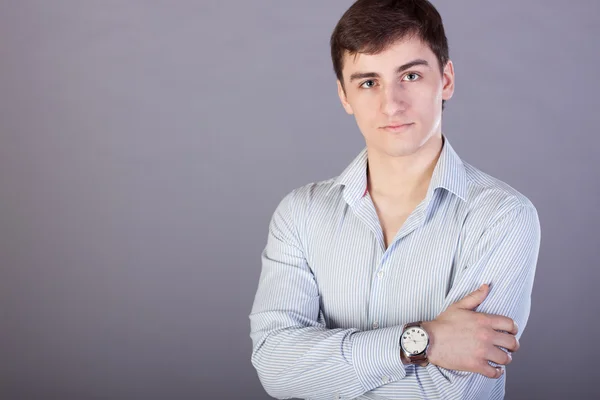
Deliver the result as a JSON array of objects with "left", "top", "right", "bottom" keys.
[
  {"left": 375, "top": 317, "right": 513, "bottom": 400},
  {"left": 250, "top": 191, "right": 408, "bottom": 398},
  {"left": 250, "top": 309, "right": 407, "bottom": 400}
]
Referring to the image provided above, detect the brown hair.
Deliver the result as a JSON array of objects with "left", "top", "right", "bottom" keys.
[{"left": 330, "top": 0, "right": 450, "bottom": 110}]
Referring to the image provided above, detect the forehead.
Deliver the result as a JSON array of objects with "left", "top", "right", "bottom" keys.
[{"left": 342, "top": 36, "right": 438, "bottom": 76}]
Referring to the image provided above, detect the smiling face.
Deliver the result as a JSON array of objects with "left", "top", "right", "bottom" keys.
[{"left": 337, "top": 35, "right": 455, "bottom": 158}]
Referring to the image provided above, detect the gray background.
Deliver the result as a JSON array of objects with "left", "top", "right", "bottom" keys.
[{"left": 0, "top": 1, "right": 598, "bottom": 399}]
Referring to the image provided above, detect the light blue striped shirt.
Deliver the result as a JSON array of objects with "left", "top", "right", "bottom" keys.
[{"left": 249, "top": 135, "right": 541, "bottom": 400}]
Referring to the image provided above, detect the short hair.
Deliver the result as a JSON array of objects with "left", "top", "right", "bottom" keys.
[{"left": 330, "top": 0, "right": 450, "bottom": 110}]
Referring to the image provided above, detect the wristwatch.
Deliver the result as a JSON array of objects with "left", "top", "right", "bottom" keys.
[{"left": 399, "top": 321, "right": 430, "bottom": 367}]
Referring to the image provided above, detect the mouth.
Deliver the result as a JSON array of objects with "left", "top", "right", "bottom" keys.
[{"left": 380, "top": 123, "right": 414, "bottom": 132}]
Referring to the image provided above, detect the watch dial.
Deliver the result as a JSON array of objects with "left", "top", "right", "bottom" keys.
[{"left": 401, "top": 327, "right": 428, "bottom": 354}]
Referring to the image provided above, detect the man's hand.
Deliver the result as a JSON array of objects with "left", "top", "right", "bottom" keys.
[{"left": 421, "top": 284, "right": 520, "bottom": 379}]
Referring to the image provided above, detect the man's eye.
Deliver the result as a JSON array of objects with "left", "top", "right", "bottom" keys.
[
  {"left": 360, "top": 80, "right": 376, "bottom": 89},
  {"left": 403, "top": 73, "right": 420, "bottom": 81}
]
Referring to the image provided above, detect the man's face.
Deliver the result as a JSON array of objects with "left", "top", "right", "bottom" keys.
[{"left": 337, "top": 35, "right": 455, "bottom": 158}]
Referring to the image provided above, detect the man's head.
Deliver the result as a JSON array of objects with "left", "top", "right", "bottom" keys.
[{"left": 330, "top": 0, "right": 455, "bottom": 158}]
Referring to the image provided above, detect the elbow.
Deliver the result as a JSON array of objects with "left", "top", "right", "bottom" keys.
[
  {"left": 251, "top": 344, "right": 291, "bottom": 399},
  {"left": 253, "top": 370, "right": 291, "bottom": 399},
  {"left": 257, "top": 380, "right": 288, "bottom": 400}
]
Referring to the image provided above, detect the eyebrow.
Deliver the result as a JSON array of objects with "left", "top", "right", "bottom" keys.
[{"left": 348, "top": 59, "right": 431, "bottom": 82}]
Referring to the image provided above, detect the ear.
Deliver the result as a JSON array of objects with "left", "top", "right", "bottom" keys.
[
  {"left": 441, "top": 60, "right": 455, "bottom": 101},
  {"left": 337, "top": 80, "right": 354, "bottom": 115}
]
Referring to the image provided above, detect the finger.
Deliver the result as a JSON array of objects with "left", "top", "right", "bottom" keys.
[
  {"left": 456, "top": 284, "right": 489, "bottom": 310},
  {"left": 489, "top": 315, "right": 518, "bottom": 335},
  {"left": 492, "top": 331, "right": 520, "bottom": 352},
  {"left": 479, "top": 363, "right": 504, "bottom": 379},
  {"left": 487, "top": 347, "right": 512, "bottom": 366}
]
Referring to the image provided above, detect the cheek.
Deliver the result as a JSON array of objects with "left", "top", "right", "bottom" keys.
[
  {"left": 352, "top": 96, "right": 379, "bottom": 124},
  {"left": 411, "top": 85, "right": 442, "bottom": 114},
  {"left": 411, "top": 84, "right": 437, "bottom": 103},
  {"left": 358, "top": 93, "right": 379, "bottom": 119}
]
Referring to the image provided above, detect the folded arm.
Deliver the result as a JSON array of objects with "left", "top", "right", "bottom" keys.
[{"left": 249, "top": 191, "right": 541, "bottom": 400}]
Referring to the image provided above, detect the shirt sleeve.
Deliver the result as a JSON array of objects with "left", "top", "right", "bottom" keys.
[
  {"left": 249, "top": 190, "right": 408, "bottom": 400},
  {"left": 420, "top": 202, "right": 541, "bottom": 400}
]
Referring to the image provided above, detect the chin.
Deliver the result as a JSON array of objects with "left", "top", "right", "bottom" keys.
[
  {"left": 369, "top": 136, "right": 425, "bottom": 157},
  {"left": 374, "top": 143, "right": 421, "bottom": 158}
]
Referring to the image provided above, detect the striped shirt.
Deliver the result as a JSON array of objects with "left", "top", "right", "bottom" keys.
[{"left": 249, "top": 134, "right": 541, "bottom": 400}]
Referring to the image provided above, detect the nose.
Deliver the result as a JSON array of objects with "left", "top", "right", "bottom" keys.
[{"left": 380, "top": 84, "right": 407, "bottom": 116}]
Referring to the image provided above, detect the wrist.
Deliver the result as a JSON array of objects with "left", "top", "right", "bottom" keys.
[{"left": 421, "top": 320, "right": 437, "bottom": 365}]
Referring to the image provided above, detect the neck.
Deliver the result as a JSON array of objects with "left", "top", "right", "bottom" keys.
[{"left": 367, "top": 134, "right": 444, "bottom": 201}]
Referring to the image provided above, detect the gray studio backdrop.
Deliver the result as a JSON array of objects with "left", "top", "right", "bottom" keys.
[{"left": 1, "top": 1, "right": 598, "bottom": 399}]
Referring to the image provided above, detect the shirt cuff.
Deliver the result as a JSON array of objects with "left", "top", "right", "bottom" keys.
[{"left": 351, "top": 325, "right": 408, "bottom": 391}]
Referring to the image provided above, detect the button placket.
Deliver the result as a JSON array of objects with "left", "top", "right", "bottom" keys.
[{"left": 370, "top": 256, "right": 387, "bottom": 331}]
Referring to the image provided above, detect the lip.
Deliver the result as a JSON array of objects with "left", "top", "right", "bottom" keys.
[{"left": 381, "top": 123, "right": 414, "bottom": 132}]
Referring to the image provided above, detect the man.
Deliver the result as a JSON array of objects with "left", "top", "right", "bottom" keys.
[{"left": 249, "top": 1, "right": 541, "bottom": 399}]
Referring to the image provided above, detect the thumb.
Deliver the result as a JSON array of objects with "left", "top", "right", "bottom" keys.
[{"left": 456, "top": 284, "right": 489, "bottom": 310}]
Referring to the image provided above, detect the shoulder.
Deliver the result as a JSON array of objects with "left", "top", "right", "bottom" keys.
[
  {"left": 457, "top": 161, "right": 541, "bottom": 269},
  {"left": 273, "top": 178, "right": 340, "bottom": 221},
  {"left": 462, "top": 160, "right": 539, "bottom": 228}
]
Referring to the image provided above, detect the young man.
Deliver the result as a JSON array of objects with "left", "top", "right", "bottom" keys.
[{"left": 249, "top": 1, "right": 540, "bottom": 399}]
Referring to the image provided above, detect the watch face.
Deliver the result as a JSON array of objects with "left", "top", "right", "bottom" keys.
[{"left": 401, "top": 326, "right": 429, "bottom": 355}]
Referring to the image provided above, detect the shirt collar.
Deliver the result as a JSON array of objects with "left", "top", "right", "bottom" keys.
[{"left": 325, "top": 134, "right": 469, "bottom": 207}]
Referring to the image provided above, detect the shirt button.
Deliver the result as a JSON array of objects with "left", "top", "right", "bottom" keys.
[
  {"left": 373, "top": 321, "right": 379, "bottom": 329},
  {"left": 377, "top": 270, "right": 384, "bottom": 278},
  {"left": 381, "top": 376, "right": 390, "bottom": 384}
]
